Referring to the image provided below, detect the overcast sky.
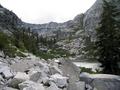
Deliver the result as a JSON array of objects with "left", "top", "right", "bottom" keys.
[{"left": 0, "top": 0, "right": 96, "bottom": 24}]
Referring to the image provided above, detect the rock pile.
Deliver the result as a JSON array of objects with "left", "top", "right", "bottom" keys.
[
  {"left": 0, "top": 54, "right": 68, "bottom": 90},
  {"left": 0, "top": 53, "right": 120, "bottom": 90}
]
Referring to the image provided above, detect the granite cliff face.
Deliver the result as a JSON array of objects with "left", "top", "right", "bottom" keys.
[
  {"left": 83, "top": 0, "right": 120, "bottom": 40},
  {"left": 83, "top": 0, "right": 103, "bottom": 40}
]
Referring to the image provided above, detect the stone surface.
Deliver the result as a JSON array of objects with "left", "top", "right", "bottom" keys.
[
  {"left": 42, "top": 77, "right": 50, "bottom": 86},
  {"left": 8, "top": 72, "right": 29, "bottom": 88},
  {"left": 59, "top": 60, "right": 80, "bottom": 83},
  {"left": 75, "top": 81, "right": 85, "bottom": 90},
  {"left": 83, "top": 0, "right": 103, "bottom": 39},
  {"left": 28, "top": 66, "right": 48, "bottom": 83},
  {"left": 49, "top": 66, "right": 62, "bottom": 75},
  {"left": 80, "top": 72, "right": 90, "bottom": 78},
  {"left": 0, "top": 75, "right": 4, "bottom": 85},
  {"left": 2, "top": 87, "right": 18, "bottom": 90},
  {"left": 80, "top": 74, "right": 120, "bottom": 90},
  {"left": 50, "top": 73, "right": 68, "bottom": 88},
  {"left": 91, "top": 79, "right": 120, "bottom": 90},
  {"left": 46, "top": 82, "right": 62, "bottom": 90},
  {"left": 29, "top": 71, "right": 42, "bottom": 82},
  {"left": 0, "top": 66, "right": 14, "bottom": 79},
  {"left": 19, "top": 80, "right": 45, "bottom": 90},
  {"left": 10, "top": 60, "right": 40, "bottom": 72},
  {"left": 67, "top": 82, "right": 85, "bottom": 90}
]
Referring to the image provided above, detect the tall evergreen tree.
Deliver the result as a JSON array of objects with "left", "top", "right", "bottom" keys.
[{"left": 95, "top": 0, "right": 120, "bottom": 74}]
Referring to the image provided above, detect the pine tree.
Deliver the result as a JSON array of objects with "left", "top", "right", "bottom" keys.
[{"left": 95, "top": 0, "right": 120, "bottom": 74}]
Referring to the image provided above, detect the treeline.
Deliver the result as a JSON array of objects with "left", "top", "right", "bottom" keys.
[
  {"left": 0, "top": 27, "right": 57, "bottom": 57},
  {"left": 95, "top": 0, "right": 120, "bottom": 75}
]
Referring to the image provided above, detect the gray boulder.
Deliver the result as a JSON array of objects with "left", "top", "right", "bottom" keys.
[
  {"left": 29, "top": 71, "right": 42, "bottom": 82},
  {"left": 28, "top": 67, "right": 48, "bottom": 83},
  {"left": 67, "top": 81, "right": 85, "bottom": 90},
  {"left": 19, "top": 80, "right": 45, "bottom": 90},
  {"left": 0, "top": 75, "right": 5, "bottom": 84},
  {"left": 49, "top": 66, "right": 62, "bottom": 75},
  {"left": 0, "top": 66, "right": 14, "bottom": 79},
  {"left": 80, "top": 74, "right": 120, "bottom": 90},
  {"left": 8, "top": 72, "right": 29, "bottom": 88},
  {"left": 75, "top": 81, "right": 85, "bottom": 90},
  {"left": 2, "top": 87, "right": 18, "bottom": 90},
  {"left": 46, "top": 82, "right": 62, "bottom": 90},
  {"left": 49, "top": 73, "right": 68, "bottom": 88},
  {"left": 42, "top": 77, "right": 50, "bottom": 86},
  {"left": 10, "top": 60, "right": 40, "bottom": 72}
]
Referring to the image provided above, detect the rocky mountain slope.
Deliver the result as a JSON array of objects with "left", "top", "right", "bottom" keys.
[
  {"left": 0, "top": 0, "right": 120, "bottom": 59},
  {"left": 83, "top": 0, "right": 103, "bottom": 40}
]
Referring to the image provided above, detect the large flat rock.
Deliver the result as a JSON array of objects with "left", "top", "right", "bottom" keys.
[{"left": 80, "top": 73, "right": 120, "bottom": 90}]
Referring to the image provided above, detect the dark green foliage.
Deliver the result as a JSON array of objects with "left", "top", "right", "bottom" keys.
[
  {"left": 12, "top": 27, "right": 40, "bottom": 55},
  {"left": 0, "top": 32, "right": 9, "bottom": 50},
  {"left": 80, "top": 67, "right": 102, "bottom": 74},
  {"left": 36, "top": 47, "right": 72, "bottom": 60},
  {"left": 95, "top": 0, "right": 120, "bottom": 75},
  {"left": 82, "top": 36, "right": 96, "bottom": 61},
  {"left": 0, "top": 31, "right": 25, "bottom": 57}
]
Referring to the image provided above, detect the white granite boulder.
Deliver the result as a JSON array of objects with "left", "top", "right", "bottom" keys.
[
  {"left": 8, "top": 72, "right": 29, "bottom": 88},
  {"left": 49, "top": 73, "right": 68, "bottom": 88},
  {"left": 19, "top": 80, "right": 45, "bottom": 90},
  {"left": 46, "top": 82, "right": 62, "bottom": 90},
  {"left": 28, "top": 66, "right": 48, "bottom": 83},
  {"left": 49, "top": 66, "right": 62, "bottom": 75},
  {"left": 2, "top": 87, "right": 18, "bottom": 90},
  {"left": 0, "top": 66, "right": 14, "bottom": 79}
]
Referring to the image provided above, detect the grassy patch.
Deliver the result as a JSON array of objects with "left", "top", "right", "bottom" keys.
[
  {"left": 36, "top": 48, "right": 73, "bottom": 60},
  {"left": 80, "top": 67, "right": 102, "bottom": 74}
]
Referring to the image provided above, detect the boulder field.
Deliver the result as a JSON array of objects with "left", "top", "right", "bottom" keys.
[{"left": 0, "top": 53, "right": 119, "bottom": 90}]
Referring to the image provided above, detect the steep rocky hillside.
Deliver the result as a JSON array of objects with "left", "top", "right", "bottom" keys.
[
  {"left": 0, "top": 5, "right": 22, "bottom": 29},
  {"left": 0, "top": 0, "right": 120, "bottom": 60},
  {"left": 83, "top": 0, "right": 103, "bottom": 40}
]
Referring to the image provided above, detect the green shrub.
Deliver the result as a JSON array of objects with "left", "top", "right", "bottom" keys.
[
  {"left": 80, "top": 67, "right": 101, "bottom": 74},
  {"left": 0, "top": 32, "right": 9, "bottom": 50}
]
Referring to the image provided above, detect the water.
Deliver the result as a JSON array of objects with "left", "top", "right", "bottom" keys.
[{"left": 73, "top": 62, "right": 101, "bottom": 71}]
